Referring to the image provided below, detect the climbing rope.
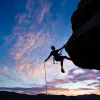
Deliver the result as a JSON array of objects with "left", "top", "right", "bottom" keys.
[
  {"left": 44, "top": 62, "right": 48, "bottom": 100},
  {"left": 43, "top": 44, "right": 66, "bottom": 98}
]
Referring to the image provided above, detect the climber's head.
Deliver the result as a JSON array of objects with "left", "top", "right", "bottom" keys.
[{"left": 51, "top": 46, "right": 55, "bottom": 50}]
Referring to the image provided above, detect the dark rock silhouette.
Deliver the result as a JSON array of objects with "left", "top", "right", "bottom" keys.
[
  {"left": 0, "top": 91, "right": 100, "bottom": 100},
  {"left": 78, "top": 94, "right": 100, "bottom": 100},
  {"left": 65, "top": 0, "right": 100, "bottom": 70},
  {"left": 0, "top": 91, "right": 87, "bottom": 100}
]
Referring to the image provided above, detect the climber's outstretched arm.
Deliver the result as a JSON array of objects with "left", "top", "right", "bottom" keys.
[
  {"left": 44, "top": 54, "right": 52, "bottom": 62},
  {"left": 58, "top": 45, "right": 65, "bottom": 51}
]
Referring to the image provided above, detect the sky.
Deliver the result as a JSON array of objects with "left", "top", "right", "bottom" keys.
[{"left": 0, "top": 0, "right": 100, "bottom": 96}]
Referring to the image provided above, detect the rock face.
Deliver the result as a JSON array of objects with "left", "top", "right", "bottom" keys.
[{"left": 65, "top": 0, "right": 100, "bottom": 70}]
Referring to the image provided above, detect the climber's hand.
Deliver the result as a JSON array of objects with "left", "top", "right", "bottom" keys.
[
  {"left": 63, "top": 44, "right": 66, "bottom": 48},
  {"left": 44, "top": 59, "right": 47, "bottom": 62}
]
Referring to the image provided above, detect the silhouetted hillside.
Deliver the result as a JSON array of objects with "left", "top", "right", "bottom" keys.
[
  {"left": 0, "top": 91, "right": 87, "bottom": 100},
  {"left": 0, "top": 91, "right": 100, "bottom": 100},
  {"left": 78, "top": 94, "right": 100, "bottom": 100}
]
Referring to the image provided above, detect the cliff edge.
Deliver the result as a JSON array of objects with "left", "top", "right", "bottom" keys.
[{"left": 65, "top": 0, "right": 100, "bottom": 70}]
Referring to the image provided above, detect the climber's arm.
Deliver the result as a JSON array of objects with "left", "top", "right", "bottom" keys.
[
  {"left": 58, "top": 45, "right": 65, "bottom": 51},
  {"left": 44, "top": 54, "right": 52, "bottom": 62}
]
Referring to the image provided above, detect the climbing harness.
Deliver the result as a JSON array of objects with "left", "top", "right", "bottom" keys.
[
  {"left": 53, "top": 45, "right": 65, "bottom": 64},
  {"left": 44, "top": 62, "right": 48, "bottom": 100}
]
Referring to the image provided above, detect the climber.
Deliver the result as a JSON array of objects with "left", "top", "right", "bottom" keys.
[{"left": 44, "top": 45, "right": 71, "bottom": 73}]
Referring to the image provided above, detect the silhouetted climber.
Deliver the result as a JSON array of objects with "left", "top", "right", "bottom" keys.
[{"left": 44, "top": 45, "right": 71, "bottom": 73}]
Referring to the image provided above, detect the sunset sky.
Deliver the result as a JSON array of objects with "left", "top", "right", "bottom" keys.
[{"left": 0, "top": 0, "right": 100, "bottom": 96}]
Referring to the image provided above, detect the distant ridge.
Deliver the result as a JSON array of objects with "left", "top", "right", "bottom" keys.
[
  {"left": 0, "top": 91, "right": 86, "bottom": 100},
  {"left": 78, "top": 94, "right": 100, "bottom": 100},
  {"left": 0, "top": 91, "right": 100, "bottom": 100}
]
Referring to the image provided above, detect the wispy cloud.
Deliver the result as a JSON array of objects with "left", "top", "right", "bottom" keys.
[
  {"left": 10, "top": 30, "right": 52, "bottom": 79},
  {"left": 87, "top": 82, "right": 100, "bottom": 86},
  {"left": 45, "top": 68, "right": 100, "bottom": 86},
  {"left": 4, "top": 0, "right": 55, "bottom": 80},
  {"left": 15, "top": 13, "right": 30, "bottom": 24},
  {"left": 0, "top": 66, "right": 23, "bottom": 83},
  {"left": 37, "top": 0, "right": 52, "bottom": 24},
  {"left": 60, "top": 0, "right": 67, "bottom": 8},
  {"left": 26, "top": 0, "right": 52, "bottom": 24},
  {"left": 0, "top": 71, "right": 22, "bottom": 83}
]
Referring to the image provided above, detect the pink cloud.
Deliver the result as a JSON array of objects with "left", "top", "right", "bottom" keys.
[
  {"left": 26, "top": 0, "right": 52, "bottom": 24},
  {"left": 45, "top": 68, "right": 100, "bottom": 87},
  {"left": 68, "top": 69, "right": 99, "bottom": 82},
  {"left": 86, "top": 74, "right": 98, "bottom": 79},
  {"left": 37, "top": 2, "right": 52, "bottom": 24},
  {"left": 3, "top": 66, "right": 8, "bottom": 71},
  {"left": 0, "top": 80, "right": 3, "bottom": 83},
  {"left": 10, "top": 30, "right": 52, "bottom": 79},
  {"left": 47, "top": 79, "right": 70, "bottom": 86}
]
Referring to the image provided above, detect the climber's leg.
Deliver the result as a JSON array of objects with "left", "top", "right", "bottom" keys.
[
  {"left": 55, "top": 56, "right": 71, "bottom": 73},
  {"left": 63, "top": 56, "right": 71, "bottom": 60},
  {"left": 60, "top": 59, "right": 65, "bottom": 73}
]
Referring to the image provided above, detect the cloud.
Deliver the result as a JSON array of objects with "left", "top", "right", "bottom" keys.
[
  {"left": 3, "top": 0, "right": 56, "bottom": 80},
  {"left": 10, "top": 30, "right": 52, "bottom": 79},
  {"left": 26, "top": 0, "right": 52, "bottom": 24},
  {"left": 26, "top": 0, "right": 36, "bottom": 18},
  {"left": 0, "top": 71, "right": 22, "bottom": 83},
  {"left": 68, "top": 69, "right": 99, "bottom": 83},
  {"left": 36, "top": 0, "right": 52, "bottom": 24},
  {"left": 77, "top": 88, "right": 95, "bottom": 91},
  {"left": 0, "top": 86, "right": 97, "bottom": 96},
  {"left": 60, "top": 0, "right": 67, "bottom": 8},
  {"left": 95, "top": 85, "right": 100, "bottom": 88},
  {"left": 0, "top": 71, "right": 14, "bottom": 80},
  {"left": 0, "top": 87, "right": 45, "bottom": 95},
  {"left": 3, "top": 67, "right": 8, "bottom": 71},
  {"left": 45, "top": 68, "right": 100, "bottom": 87},
  {"left": 15, "top": 13, "right": 30, "bottom": 24},
  {"left": 25, "top": 83, "right": 42, "bottom": 88},
  {"left": 87, "top": 82, "right": 100, "bottom": 86},
  {"left": 47, "top": 78, "right": 71, "bottom": 86},
  {"left": 97, "top": 78, "right": 100, "bottom": 81},
  {"left": 0, "top": 80, "right": 3, "bottom": 83}
]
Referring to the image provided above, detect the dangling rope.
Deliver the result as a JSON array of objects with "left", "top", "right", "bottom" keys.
[
  {"left": 43, "top": 44, "right": 66, "bottom": 98},
  {"left": 44, "top": 62, "right": 48, "bottom": 100}
]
